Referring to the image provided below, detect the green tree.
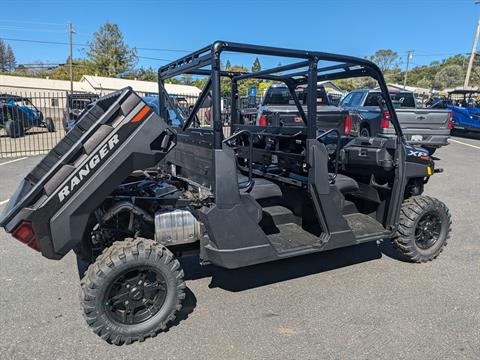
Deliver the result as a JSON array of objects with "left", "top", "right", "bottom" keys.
[
  {"left": 416, "top": 77, "right": 432, "bottom": 89},
  {"left": 433, "top": 65, "right": 464, "bottom": 89},
  {"left": 87, "top": 22, "right": 137, "bottom": 77},
  {"left": 225, "top": 59, "right": 232, "bottom": 70},
  {"left": 252, "top": 57, "right": 261, "bottom": 72},
  {"left": 0, "top": 40, "right": 16, "bottom": 72},
  {"left": 369, "top": 49, "right": 400, "bottom": 72}
]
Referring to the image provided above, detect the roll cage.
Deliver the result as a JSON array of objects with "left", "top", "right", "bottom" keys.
[{"left": 157, "top": 41, "right": 405, "bottom": 144}]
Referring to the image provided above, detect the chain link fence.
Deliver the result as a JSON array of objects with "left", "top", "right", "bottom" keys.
[{"left": 0, "top": 89, "right": 261, "bottom": 158}]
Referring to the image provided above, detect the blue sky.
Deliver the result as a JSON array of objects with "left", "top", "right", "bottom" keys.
[{"left": 0, "top": 0, "right": 478, "bottom": 72}]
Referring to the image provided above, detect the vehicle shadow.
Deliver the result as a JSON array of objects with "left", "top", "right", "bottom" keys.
[
  {"left": 180, "top": 241, "right": 382, "bottom": 292},
  {"left": 377, "top": 239, "right": 410, "bottom": 262},
  {"left": 451, "top": 130, "right": 480, "bottom": 140}
]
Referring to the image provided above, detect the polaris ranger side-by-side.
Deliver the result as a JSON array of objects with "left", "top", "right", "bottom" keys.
[{"left": 0, "top": 41, "right": 451, "bottom": 345}]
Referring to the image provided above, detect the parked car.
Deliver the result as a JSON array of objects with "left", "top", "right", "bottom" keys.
[
  {"left": 430, "top": 88, "right": 480, "bottom": 133},
  {"left": 63, "top": 93, "right": 99, "bottom": 131},
  {"left": 0, "top": 94, "right": 55, "bottom": 138},
  {"left": 256, "top": 84, "right": 352, "bottom": 135},
  {"left": 340, "top": 88, "right": 452, "bottom": 154}
]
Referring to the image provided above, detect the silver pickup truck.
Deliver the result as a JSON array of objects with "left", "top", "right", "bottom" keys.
[{"left": 340, "top": 89, "right": 452, "bottom": 154}]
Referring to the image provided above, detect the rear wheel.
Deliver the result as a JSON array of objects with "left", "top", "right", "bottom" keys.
[
  {"left": 359, "top": 125, "right": 370, "bottom": 138},
  {"left": 80, "top": 238, "right": 185, "bottom": 345},
  {"left": 5, "top": 120, "right": 25, "bottom": 138},
  {"left": 392, "top": 196, "right": 451, "bottom": 262},
  {"left": 45, "top": 117, "right": 55, "bottom": 132}
]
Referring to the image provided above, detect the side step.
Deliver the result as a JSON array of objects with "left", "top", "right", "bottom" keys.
[
  {"left": 267, "top": 223, "right": 319, "bottom": 253},
  {"left": 343, "top": 213, "right": 389, "bottom": 241}
]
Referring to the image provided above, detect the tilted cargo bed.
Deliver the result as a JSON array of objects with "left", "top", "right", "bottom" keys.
[{"left": 0, "top": 87, "right": 176, "bottom": 259}]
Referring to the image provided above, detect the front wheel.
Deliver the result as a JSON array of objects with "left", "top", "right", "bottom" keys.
[
  {"left": 80, "top": 238, "right": 186, "bottom": 345},
  {"left": 392, "top": 196, "right": 451, "bottom": 263}
]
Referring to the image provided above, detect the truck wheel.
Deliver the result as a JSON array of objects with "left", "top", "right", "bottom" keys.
[
  {"left": 45, "top": 117, "right": 55, "bottom": 132},
  {"left": 5, "top": 120, "right": 25, "bottom": 138},
  {"left": 80, "top": 238, "right": 186, "bottom": 345},
  {"left": 360, "top": 126, "right": 370, "bottom": 137},
  {"left": 392, "top": 196, "right": 451, "bottom": 263}
]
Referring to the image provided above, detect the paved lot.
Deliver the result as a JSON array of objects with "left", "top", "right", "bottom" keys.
[{"left": 0, "top": 136, "right": 479, "bottom": 360}]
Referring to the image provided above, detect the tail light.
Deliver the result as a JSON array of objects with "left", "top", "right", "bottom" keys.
[
  {"left": 448, "top": 111, "right": 453, "bottom": 130},
  {"left": 344, "top": 113, "right": 352, "bottom": 135},
  {"left": 381, "top": 111, "right": 390, "bottom": 129},
  {"left": 12, "top": 221, "right": 40, "bottom": 252},
  {"left": 259, "top": 115, "right": 267, "bottom": 127}
]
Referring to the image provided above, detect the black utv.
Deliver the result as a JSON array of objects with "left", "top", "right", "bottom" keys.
[{"left": 0, "top": 41, "right": 451, "bottom": 345}]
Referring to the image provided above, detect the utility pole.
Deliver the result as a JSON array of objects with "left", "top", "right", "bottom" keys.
[
  {"left": 465, "top": 17, "right": 480, "bottom": 88},
  {"left": 403, "top": 50, "right": 413, "bottom": 89},
  {"left": 68, "top": 22, "right": 74, "bottom": 94}
]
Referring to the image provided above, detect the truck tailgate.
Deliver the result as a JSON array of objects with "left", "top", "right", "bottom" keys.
[
  {"left": 383, "top": 108, "right": 451, "bottom": 146},
  {"left": 266, "top": 106, "right": 347, "bottom": 134},
  {"left": 0, "top": 87, "right": 176, "bottom": 259}
]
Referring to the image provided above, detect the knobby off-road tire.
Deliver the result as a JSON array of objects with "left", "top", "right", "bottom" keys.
[
  {"left": 392, "top": 196, "right": 451, "bottom": 263},
  {"left": 80, "top": 238, "right": 186, "bottom": 345}
]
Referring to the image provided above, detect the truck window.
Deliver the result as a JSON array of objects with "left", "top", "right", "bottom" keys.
[
  {"left": 364, "top": 92, "right": 416, "bottom": 108},
  {"left": 263, "top": 87, "right": 292, "bottom": 105},
  {"left": 263, "top": 86, "right": 329, "bottom": 106},
  {"left": 349, "top": 92, "right": 364, "bottom": 107},
  {"left": 364, "top": 93, "right": 383, "bottom": 106},
  {"left": 390, "top": 92, "right": 416, "bottom": 108},
  {"left": 340, "top": 93, "right": 354, "bottom": 107}
]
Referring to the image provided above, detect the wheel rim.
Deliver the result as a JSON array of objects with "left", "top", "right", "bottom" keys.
[
  {"left": 415, "top": 211, "right": 442, "bottom": 249},
  {"left": 360, "top": 128, "right": 369, "bottom": 137},
  {"left": 104, "top": 266, "right": 167, "bottom": 325}
]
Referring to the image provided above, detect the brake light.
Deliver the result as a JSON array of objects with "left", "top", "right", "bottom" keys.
[
  {"left": 259, "top": 115, "right": 267, "bottom": 127},
  {"left": 381, "top": 111, "right": 390, "bottom": 129},
  {"left": 448, "top": 111, "right": 453, "bottom": 130},
  {"left": 344, "top": 113, "right": 352, "bottom": 135},
  {"left": 12, "top": 221, "right": 40, "bottom": 252}
]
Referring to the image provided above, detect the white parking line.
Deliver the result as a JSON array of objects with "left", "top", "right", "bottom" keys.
[
  {"left": 0, "top": 157, "right": 28, "bottom": 166},
  {"left": 0, "top": 199, "right": 9, "bottom": 206},
  {"left": 450, "top": 138, "right": 480, "bottom": 150}
]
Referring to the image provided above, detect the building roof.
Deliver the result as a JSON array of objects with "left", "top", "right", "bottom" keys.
[
  {"left": 388, "top": 83, "right": 431, "bottom": 95},
  {"left": 0, "top": 74, "right": 201, "bottom": 95},
  {"left": 80, "top": 75, "right": 201, "bottom": 95},
  {"left": 0, "top": 74, "right": 87, "bottom": 92}
]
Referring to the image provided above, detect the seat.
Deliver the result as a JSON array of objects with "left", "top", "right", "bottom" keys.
[
  {"left": 332, "top": 174, "right": 359, "bottom": 194},
  {"left": 238, "top": 174, "right": 282, "bottom": 201}
]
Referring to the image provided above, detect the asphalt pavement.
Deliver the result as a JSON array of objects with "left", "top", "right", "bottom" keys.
[{"left": 0, "top": 136, "right": 479, "bottom": 360}]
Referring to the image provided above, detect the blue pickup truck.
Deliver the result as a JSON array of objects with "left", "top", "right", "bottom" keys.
[{"left": 431, "top": 89, "right": 480, "bottom": 133}]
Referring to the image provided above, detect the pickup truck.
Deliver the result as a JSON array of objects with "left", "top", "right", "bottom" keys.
[
  {"left": 256, "top": 84, "right": 352, "bottom": 135},
  {"left": 340, "top": 89, "right": 452, "bottom": 154}
]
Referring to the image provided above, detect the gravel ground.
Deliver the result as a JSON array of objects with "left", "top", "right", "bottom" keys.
[{"left": 0, "top": 136, "right": 479, "bottom": 360}]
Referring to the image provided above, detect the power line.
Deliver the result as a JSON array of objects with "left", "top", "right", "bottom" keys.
[{"left": 0, "top": 19, "right": 66, "bottom": 26}]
